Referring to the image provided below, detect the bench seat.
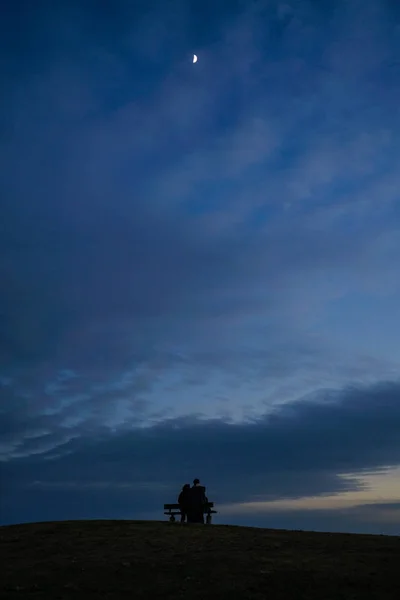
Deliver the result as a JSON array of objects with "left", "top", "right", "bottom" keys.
[
  {"left": 164, "top": 502, "right": 214, "bottom": 511},
  {"left": 164, "top": 502, "right": 217, "bottom": 522}
]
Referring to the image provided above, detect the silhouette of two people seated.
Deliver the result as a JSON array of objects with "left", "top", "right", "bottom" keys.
[{"left": 178, "top": 478, "right": 208, "bottom": 524}]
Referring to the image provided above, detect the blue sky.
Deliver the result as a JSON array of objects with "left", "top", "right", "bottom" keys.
[{"left": 1, "top": 0, "right": 400, "bottom": 535}]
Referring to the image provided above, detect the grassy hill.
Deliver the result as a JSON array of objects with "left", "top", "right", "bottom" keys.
[{"left": 1, "top": 520, "right": 399, "bottom": 599}]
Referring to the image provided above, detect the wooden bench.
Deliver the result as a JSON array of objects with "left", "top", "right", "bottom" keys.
[{"left": 164, "top": 502, "right": 217, "bottom": 524}]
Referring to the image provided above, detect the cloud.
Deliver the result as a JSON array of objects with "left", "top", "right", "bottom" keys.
[
  {"left": 218, "top": 502, "right": 400, "bottom": 536},
  {"left": 1, "top": 0, "right": 400, "bottom": 379},
  {"left": 1, "top": 379, "right": 400, "bottom": 527}
]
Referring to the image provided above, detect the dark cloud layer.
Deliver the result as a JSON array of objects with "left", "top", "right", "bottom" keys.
[{"left": 1, "top": 380, "right": 399, "bottom": 530}]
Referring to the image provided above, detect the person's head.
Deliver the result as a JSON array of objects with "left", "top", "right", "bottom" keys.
[
  {"left": 193, "top": 478, "right": 200, "bottom": 486},
  {"left": 183, "top": 483, "right": 190, "bottom": 490}
]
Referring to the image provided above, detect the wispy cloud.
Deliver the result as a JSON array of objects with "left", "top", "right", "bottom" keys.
[{"left": 2, "top": 379, "right": 400, "bottom": 495}]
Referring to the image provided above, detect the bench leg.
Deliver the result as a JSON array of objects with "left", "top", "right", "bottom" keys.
[{"left": 169, "top": 515, "right": 176, "bottom": 523}]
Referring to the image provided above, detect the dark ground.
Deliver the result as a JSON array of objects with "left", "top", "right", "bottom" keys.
[{"left": 1, "top": 520, "right": 399, "bottom": 599}]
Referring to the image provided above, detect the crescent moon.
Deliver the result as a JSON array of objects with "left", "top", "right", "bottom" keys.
[{"left": 193, "top": 54, "right": 198, "bottom": 63}]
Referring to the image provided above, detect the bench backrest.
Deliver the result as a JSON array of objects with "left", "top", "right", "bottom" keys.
[{"left": 164, "top": 502, "right": 214, "bottom": 510}]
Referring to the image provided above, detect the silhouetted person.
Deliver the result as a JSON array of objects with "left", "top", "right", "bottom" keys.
[
  {"left": 178, "top": 483, "right": 191, "bottom": 523},
  {"left": 187, "top": 478, "right": 207, "bottom": 524}
]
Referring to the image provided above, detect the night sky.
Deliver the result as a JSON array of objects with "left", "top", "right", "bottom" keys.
[{"left": 1, "top": 0, "right": 400, "bottom": 535}]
